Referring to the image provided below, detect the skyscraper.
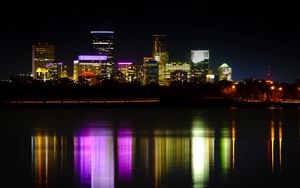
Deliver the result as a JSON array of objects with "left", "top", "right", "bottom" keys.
[
  {"left": 191, "top": 50, "right": 209, "bottom": 82},
  {"left": 32, "top": 43, "right": 55, "bottom": 80},
  {"left": 91, "top": 31, "right": 114, "bottom": 61},
  {"left": 152, "top": 35, "right": 169, "bottom": 85}
]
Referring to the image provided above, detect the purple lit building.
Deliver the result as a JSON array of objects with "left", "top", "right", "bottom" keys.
[
  {"left": 117, "top": 62, "right": 143, "bottom": 82},
  {"left": 73, "top": 55, "right": 114, "bottom": 83}
]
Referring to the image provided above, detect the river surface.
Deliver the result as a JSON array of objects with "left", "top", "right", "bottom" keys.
[{"left": 0, "top": 107, "right": 299, "bottom": 187}]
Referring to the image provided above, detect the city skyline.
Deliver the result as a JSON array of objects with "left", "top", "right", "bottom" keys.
[{"left": 1, "top": 0, "right": 299, "bottom": 82}]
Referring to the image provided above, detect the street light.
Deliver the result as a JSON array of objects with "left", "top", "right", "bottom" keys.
[
  {"left": 278, "top": 87, "right": 283, "bottom": 91},
  {"left": 270, "top": 86, "right": 275, "bottom": 90}
]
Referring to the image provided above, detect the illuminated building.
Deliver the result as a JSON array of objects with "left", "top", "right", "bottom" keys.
[
  {"left": 165, "top": 62, "right": 191, "bottom": 83},
  {"left": 73, "top": 55, "right": 113, "bottom": 83},
  {"left": 143, "top": 57, "right": 158, "bottom": 85},
  {"left": 91, "top": 31, "right": 114, "bottom": 59},
  {"left": 32, "top": 43, "right": 55, "bottom": 80},
  {"left": 218, "top": 63, "right": 232, "bottom": 81},
  {"left": 206, "top": 70, "right": 215, "bottom": 83},
  {"left": 117, "top": 62, "right": 143, "bottom": 82},
  {"left": 191, "top": 50, "right": 209, "bottom": 82},
  {"left": 153, "top": 35, "right": 169, "bottom": 85},
  {"left": 91, "top": 30, "right": 115, "bottom": 73},
  {"left": 46, "top": 62, "right": 68, "bottom": 80}
]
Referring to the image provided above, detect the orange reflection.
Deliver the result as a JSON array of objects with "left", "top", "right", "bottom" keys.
[
  {"left": 271, "top": 120, "right": 275, "bottom": 172},
  {"left": 232, "top": 126, "right": 236, "bottom": 171},
  {"left": 279, "top": 121, "right": 282, "bottom": 171},
  {"left": 32, "top": 134, "right": 58, "bottom": 188}
]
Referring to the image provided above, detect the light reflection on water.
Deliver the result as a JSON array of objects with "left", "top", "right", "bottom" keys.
[{"left": 27, "top": 108, "right": 300, "bottom": 187}]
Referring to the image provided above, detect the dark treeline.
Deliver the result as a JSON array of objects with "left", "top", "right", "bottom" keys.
[{"left": 1, "top": 77, "right": 300, "bottom": 102}]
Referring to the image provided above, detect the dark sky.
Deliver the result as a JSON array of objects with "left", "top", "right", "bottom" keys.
[{"left": 1, "top": 0, "right": 299, "bottom": 82}]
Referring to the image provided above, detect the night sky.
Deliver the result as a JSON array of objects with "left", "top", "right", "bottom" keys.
[{"left": 1, "top": 0, "right": 299, "bottom": 82}]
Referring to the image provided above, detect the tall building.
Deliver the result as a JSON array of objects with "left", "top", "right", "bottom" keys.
[
  {"left": 32, "top": 43, "right": 55, "bottom": 80},
  {"left": 91, "top": 31, "right": 115, "bottom": 74},
  {"left": 218, "top": 63, "right": 232, "bottom": 81},
  {"left": 153, "top": 35, "right": 169, "bottom": 85},
  {"left": 73, "top": 55, "right": 113, "bottom": 83},
  {"left": 91, "top": 31, "right": 114, "bottom": 60},
  {"left": 143, "top": 57, "right": 158, "bottom": 85},
  {"left": 191, "top": 50, "right": 209, "bottom": 82}
]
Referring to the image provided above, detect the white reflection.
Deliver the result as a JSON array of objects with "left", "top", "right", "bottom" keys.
[{"left": 192, "top": 118, "right": 214, "bottom": 188}]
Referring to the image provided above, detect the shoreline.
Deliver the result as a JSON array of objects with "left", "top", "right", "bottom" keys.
[{"left": 1, "top": 98, "right": 300, "bottom": 108}]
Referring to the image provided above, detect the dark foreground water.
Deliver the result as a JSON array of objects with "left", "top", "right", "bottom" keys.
[{"left": 0, "top": 107, "right": 300, "bottom": 188}]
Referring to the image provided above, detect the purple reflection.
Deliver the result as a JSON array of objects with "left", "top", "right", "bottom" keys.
[
  {"left": 74, "top": 128, "right": 114, "bottom": 188},
  {"left": 74, "top": 136, "right": 92, "bottom": 185},
  {"left": 118, "top": 129, "right": 133, "bottom": 181}
]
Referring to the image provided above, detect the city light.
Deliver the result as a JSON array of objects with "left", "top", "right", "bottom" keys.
[
  {"left": 118, "top": 62, "right": 132, "bottom": 65},
  {"left": 270, "top": 86, "right": 275, "bottom": 90},
  {"left": 278, "top": 87, "right": 283, "bottom": 91},
  {"left": 78, "top": 55, "right": 108, "bottom": 61},
  {"left": 90, "top": 31, "right": 114, "bottom": 34}
]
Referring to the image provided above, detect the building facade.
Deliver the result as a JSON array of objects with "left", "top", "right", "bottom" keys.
[
  {"left": 73, "top": 55, "right": 113, "bottom": 83},
  {"left": 117, "top": 62, "right": 143, "bottom": 82},
  {"left": 218, "top": 63, "right": 232, "bottom": 81},
  {"left": 32, "top": 43, "right": 55, "bottom": 80},
  {"left": 46, "top": 62, "right": 68, "bottom": 80},
  {"left": 191, "top": 50, "right": 209, "bottom": 82},
  {"left": 143, "top": 57, "right": 158, "bottom": 85},
  {"left": 165, "top": 62, "right": 191, "bottom": 83},
  {"left": 153, "top": 35, "right": 169, "bottom": 85}
]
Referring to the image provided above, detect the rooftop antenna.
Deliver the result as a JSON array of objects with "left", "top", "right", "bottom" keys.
[{"left": 267, "top": 65, "right": 272, "bottom": 80}]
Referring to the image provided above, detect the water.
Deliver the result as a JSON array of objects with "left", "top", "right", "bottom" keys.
[{"left": 0, "top": 107, "right": 300, "bottom": 187}]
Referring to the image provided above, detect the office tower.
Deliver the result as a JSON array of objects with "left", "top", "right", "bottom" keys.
[
  {"left": 218, "top": 63, "right": 232, "bottom": 81},
  {"left": 32, "top": 43, "right": 55, "bottom": 80},
  {"left": 191, "top": 50, "right": 209, "bottom": 82},
  {"left": 165, "top": 62, "right": 191, "bottom": 83},
  {"left": 91, "top": 31, "right": 114, "bottom": 60},
  {"left": 143, "top": 57, "right": 158, "bottom": 85},
  {"left": 91, "top": 30, "right": 115, "bottom": 76},
  {"left": 73, "top": 55, "right": 113, "bottom": 83},
  {"left": 153, "top": 35, "right": 169, "bottom": 85},
  {"left": 117, "top": 62, "right": 142, "bottom": 82}
]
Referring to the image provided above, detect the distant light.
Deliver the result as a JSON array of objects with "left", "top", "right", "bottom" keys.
[
  {"left": 278, "top": 87, "right": 283, "bottom": 91},
  {"left": 118, "top": 62, "right": 132, "bottom": 65},
  {"left": 78, "top": 55, "right": 108, "bottom": 61},
  {"left": 231, "top": 85, "right": 236, "bottom": 89},
  {"left": 266, "top": 80, "right": 273, "bottom": 84},
  {"left": 91, "top": 30, "right": 114, "bottom": 34},
  {"left": 270, "top": 86, "right": 275, "bottom": 90}
]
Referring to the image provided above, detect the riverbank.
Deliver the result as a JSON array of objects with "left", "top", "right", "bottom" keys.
[{"left": 1, "top": 98, "right": 300, "bottom": 108}]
